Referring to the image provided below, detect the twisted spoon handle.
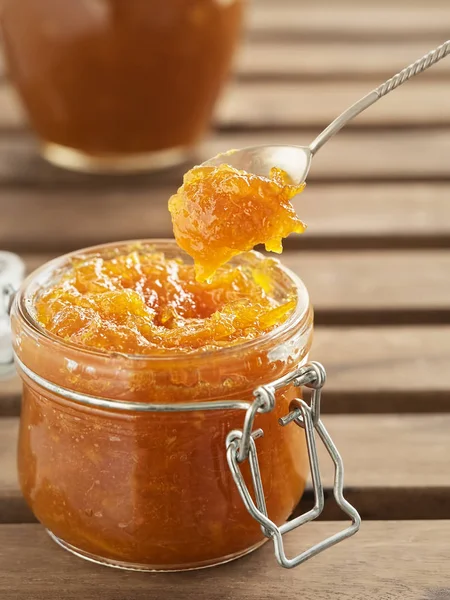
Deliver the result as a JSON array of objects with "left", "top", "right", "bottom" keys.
[
  {"left": 309, "top": 40, "right": 450, "bottom": 155},
  {"left": 376, "top": 40, "right": 450, "bottom": 96}
]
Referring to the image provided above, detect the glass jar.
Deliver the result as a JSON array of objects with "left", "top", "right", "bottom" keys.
[
  {"left": 9, "top": 240, "right": 360, "bottom": 571},
  {"left": 0, "top": 0, "right": 243, "bottom": 173}
]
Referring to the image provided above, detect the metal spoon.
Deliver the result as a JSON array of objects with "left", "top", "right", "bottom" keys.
[{"left": 203, "top": 40, "right": 450, "bottom": 184}]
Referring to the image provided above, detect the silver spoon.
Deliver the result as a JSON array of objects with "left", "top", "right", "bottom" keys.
[{"left": 203, "top": 40, "right": 450, "bottom": 184}]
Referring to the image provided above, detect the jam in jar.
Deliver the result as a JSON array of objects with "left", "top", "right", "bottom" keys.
[{"left": 11, "top": 240, "right": 313, "bottom": 570}]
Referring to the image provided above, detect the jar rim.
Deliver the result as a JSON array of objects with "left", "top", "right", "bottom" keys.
[{"left": 15, "top": 239, "right": 311, "bottom": 363}]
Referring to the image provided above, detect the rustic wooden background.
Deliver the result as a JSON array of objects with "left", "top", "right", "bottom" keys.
[{"left": 1, "top": 1, "right": 450, "bottom": 598}]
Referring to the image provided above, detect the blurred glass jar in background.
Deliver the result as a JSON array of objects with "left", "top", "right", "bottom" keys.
[{"left": 0, "top": 0, "right": 243, "bottom": 173}]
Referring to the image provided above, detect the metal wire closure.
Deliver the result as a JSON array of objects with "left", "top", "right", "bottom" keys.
[
  {"left": 14, "top": 352, "right": 360, "bottom": 569},
  {"left": 14, "top": 354, "right": 253, "bottom": 413},
  {"left": 226, "top": 361, "right": 361, "bottom": 569}
]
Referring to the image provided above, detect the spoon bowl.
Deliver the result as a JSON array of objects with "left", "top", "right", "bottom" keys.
[{"left": 202, "top": 145, "right": 312, "bottom": 185}]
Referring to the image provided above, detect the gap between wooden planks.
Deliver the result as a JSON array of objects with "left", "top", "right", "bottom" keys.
[
  {"left": 3, "top": 325, "right": 450, "bottom": 416},
  {"left": 1, "top": 414, "right": 450, "bottom": 523}
]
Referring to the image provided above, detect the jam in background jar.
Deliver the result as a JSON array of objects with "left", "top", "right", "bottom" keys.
[{"left": 0, "top": 0, "right": 244, "bottom": 172}]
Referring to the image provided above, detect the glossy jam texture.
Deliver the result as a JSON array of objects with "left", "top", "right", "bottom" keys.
[
  {"left": 34, "top": 249, "right": 296, "bottom": 354},
  {"left": 169, "top": 164, "right": 306, "bottom": 281}
]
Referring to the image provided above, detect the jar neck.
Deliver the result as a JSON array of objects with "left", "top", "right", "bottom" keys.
[{"left": 11, "top": 240, "right": 313, "bottom": 406}]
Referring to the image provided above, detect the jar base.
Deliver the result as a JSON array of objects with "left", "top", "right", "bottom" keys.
[
  {"left": 41, "top": 142, "right": 193, "bottom": 174},
  {"left": 46, "top": 529, "right": 268, "bottom": 572}
]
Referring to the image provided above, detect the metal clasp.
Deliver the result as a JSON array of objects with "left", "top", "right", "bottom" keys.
[{"left": 226, "top": 361, "right": 361, "bottom": 569}]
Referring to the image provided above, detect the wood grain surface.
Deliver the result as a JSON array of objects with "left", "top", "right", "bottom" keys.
[
  {"left": 248, "top": 2, "right": 450, "bottom": 41},
  {"left": 237, "top": 40, "right": 450, "bottom": 79},
  {"left": 0, "top": 522, "right": 449, "bottom": 600}
]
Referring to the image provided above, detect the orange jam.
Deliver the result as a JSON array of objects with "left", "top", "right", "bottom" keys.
[
  {"left": 169, "top": 164, "right": 306, "bottom": 281},
  {"left": 35, "top": 247, "right": 296, "bottom": 354},
  {"left": 13, "top": 242, "right": 312, "bottom": 569}
]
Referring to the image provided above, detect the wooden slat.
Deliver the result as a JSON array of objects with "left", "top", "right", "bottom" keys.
[
  {"left": 283, "top": 250, "right": 450, "bottom": 322},
  {"left": 3, "top": 326, "right": 450, "bottom": 416},
  {"left": 313, "top": 327, "right": 450, "bottom": 394},
  {"left": 2, "top": 414, "right": 450, "bottom": 523},
  {"left": 220, "top": 81, "right": 450, "bottom": 129},
  {"left": 0, "top": 419, "right": 16, "bottom": 495},
  {"left": 248, "top": 3, "right": 450, "bottom": 41},
  {"left": 295, "top": 183, "right": 450, "bottom": 244},
  {"left": 16, "top": 250, "right": 450, "bottom": 326},
  {"left": 236, "top": 40, "right": 450, "bottom": 79},
  {"left": 1, "top": 179, "right": 450, "bottom": 253},
  {"left": 0, "top": 522, "right": 449, "bottom": 599},
  {"left": 0, "top": 86, "right": 23, "bottom": 129},
  {"left": 205, "top": 130, "right": 450, "bottom": 181},
  {"left": 0, "top": 130, "right": 448, "bottom": 194},
  {"left": 2, "top": 79, "right": 450, "bottom": 132},
  {"left": 3, "top": 40, "right": 450, "bottom": 82}
]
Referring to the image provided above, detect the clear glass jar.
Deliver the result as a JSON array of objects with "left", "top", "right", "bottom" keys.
[
  {"left": 0, "top": 0, "right": 243, "bottom": 173},
  {"left": 10, "top": 240, "right": 314, "bottom": 571}
]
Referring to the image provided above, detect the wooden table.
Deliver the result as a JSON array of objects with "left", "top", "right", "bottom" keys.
[{"left": 1, "top": 1, "right": 450, "bottom": 598}]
